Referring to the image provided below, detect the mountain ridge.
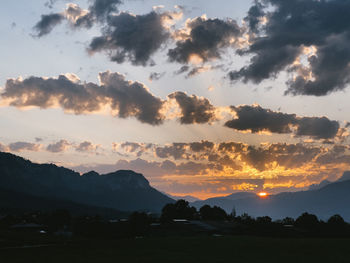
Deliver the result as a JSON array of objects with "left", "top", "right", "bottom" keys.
[
  {"left": 191, "top": 173, "right": 350, "bottom": 221},
  {"left": 0, "top": 152, "right": 174, "bottom": 213}
]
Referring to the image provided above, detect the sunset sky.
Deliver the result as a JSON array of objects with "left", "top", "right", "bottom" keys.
[{"left": 1, "top": 0, "right": 350, "bottom": 199}]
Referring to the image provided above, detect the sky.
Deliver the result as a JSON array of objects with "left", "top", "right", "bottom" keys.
[{"left": 1, "top": 0, "right": 350, "bottom": 199}]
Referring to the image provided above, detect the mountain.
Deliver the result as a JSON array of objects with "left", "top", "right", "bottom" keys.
[
  {"left": 192, "top": 192, "right": 256, "bottom": 212},
  {"left": 0, "top": 188, "right": 127, "bottom": 218},
  {"left": 166, "top": 194, "right": 201, "bottom": 203},
  {"left": 308, "top": 171, "right": 350, "bottom": 190},
  {"left": 338, "top": 171, "right": 350, "bottom": 182},
  {"left": 308, "top": 179, "right": 331, "bottom": 190},
  {"left": 0, "top": 152, "right": 174, "bottom": 213},
  {"left": 192, "top": 173, "right": 350, "bottom": 221}
]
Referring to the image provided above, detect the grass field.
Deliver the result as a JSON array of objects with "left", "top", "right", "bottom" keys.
[{"left": 1, "top": 235, "right": 350, "bottom": 263}]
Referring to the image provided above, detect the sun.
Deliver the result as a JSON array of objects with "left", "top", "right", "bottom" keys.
[{"left": 258, "top": 192, "right": 268, "bottom": 198}]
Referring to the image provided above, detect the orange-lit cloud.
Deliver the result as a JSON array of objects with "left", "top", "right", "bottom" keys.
[{"left": 66, "top": 139, "right": 350, "bottom": 199}]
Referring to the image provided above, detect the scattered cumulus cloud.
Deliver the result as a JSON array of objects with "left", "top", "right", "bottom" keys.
[
  {"left": 225, "top": 105, "right": 340, "bottom": 139},
  {"left": 168, "top": 91, "right": 217, "bottom": 124},
  {"left": 230, "top": 0, "right": 350, "bottom": 96},
  {"left": 2, "top": 71, "right": 165, "bottom": 125},
  {"left": 168, "top": 15, "right": 242, "bottom": 64},
  {"left": 8, "top": 142, "right": 41, "bottom": 152},
  {"left": 46, "top": 139, "right": 71, "bottom": 153}
]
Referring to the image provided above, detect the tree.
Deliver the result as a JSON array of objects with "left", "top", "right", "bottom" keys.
[
  {"left": 236, "top": 213, "right": 255, "bottom": 225},
  {"left": 295, "top": 212, "right": 319, "bottom": 229},
  {"left": 199, "top": 205, "right": 227, "bottom": 221},
  {"left": 256, "top": 216, "right": 272, "bottom": 224},
  {"left": 281, "top": 217, "right": 295, "bottom": 225},
  {"left": 327, "top": 214, "right": 346, "bottom": 227},
  {"left": 161, "top": 200, "right": 197, "bottom": 222}
]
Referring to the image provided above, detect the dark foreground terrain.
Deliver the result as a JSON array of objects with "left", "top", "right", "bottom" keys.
[{"left": 1, "top": 235, "right": 350, "bottom": 263}]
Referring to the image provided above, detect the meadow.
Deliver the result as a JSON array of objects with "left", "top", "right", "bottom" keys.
[{"left": 1, "top": 235, "right": 350, "bottom": 263}]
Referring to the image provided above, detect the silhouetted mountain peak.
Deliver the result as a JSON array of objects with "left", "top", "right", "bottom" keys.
[
  {"left": 82, "top": 170, "right": 100, "bottom": 177},
  {"left": 0, "top": 152, "right": 173, "bottom": 212},
  {"left": 165, "top": 193, "right": 201, "bottom": 202},
  {"left": 102, "top": 170, "right": 150, "bottom": 189},
  {"left": 308, "top": 180, "right": 331, "bottom": 191},
  {"left": 338, "top": 171, "right": 350, "bottom": 182},
  {"left": 225, "top": 192, "right": 256, "bottom": 200}
]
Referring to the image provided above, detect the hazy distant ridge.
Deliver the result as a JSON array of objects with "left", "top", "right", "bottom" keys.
[{"left": 192, "top": 174, "right": 350, "bottom": 221}]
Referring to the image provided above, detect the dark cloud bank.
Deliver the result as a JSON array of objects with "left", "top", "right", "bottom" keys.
[
  {"left": 2, "top": 72, "right": 344, "bottom": 141},
  {"left": 225, "top": 105, "right": 340, "bottom": 139},
  {"left": 3, "top": 72, "right": 164, "bottom": 125},
  {"left": 168, "top": 16, "right": 242, "bottom": 63},
  {"left": 34, "top": 0, "right": 350, "bottom": 95},
  {"left": 35, "top": 0, "right": 122, "bottom": 36},
  {"left": 2, "top": 72, "right": 221, "bottom": 126},
  {"left": 230, "top": 0, "right": 350, "bottom": 96}
]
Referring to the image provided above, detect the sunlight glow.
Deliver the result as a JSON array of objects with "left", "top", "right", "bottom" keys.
[{"left": 258, "top": 192, "right": 268, "bottom": 198}]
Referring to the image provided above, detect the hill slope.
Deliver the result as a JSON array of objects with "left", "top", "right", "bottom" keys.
[
  {"left": 0, "top": 152, "right": 173, "bottom": 212},
  {"left": 0, "top": 188, "right": 127, "bottom": 218},
  {"left": 192, "top": 192, "right": 256, "bottom": 212}
]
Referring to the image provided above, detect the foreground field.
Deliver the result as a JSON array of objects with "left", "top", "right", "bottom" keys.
[{"left": 1, "top": 235, "right": 350, "bottom": 263}]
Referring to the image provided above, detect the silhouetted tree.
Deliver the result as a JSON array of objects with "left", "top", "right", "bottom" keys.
[
  {"left": 256, "top": 216, "right": 272, "bottom": 224},
  {"left": 236, "top": 213, "right": 255, "bottom": 225},
  {"left": 295, "top": 212, "right": 319, "bottom": 229},
  {"left": 199, "top": 205, "right": 227, "bottom": 221},
  {"left": 281, "top": 217, "right": 295, "bottom": 225},
  {"left": 327, "top": 214, "right": 346, "bottom": 227},
  {"left": 161, "top": 200, "right": 197, "bottom": 222}
]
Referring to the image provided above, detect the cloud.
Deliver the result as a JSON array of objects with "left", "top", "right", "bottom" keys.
[
  {"left": 68, "top": 139, "right": 350, "bottom": 197},
  {"left": 46, "top": 140, "right": 71, "bottom": 153},
  {"left": 64, "top": 3, "right": 93, "bottom": 29},
  {"left": 36, "top": 0, "right": 122, "bottom": 36},
  {"left": 229, "top": 0, "right": 350, "bottom": 96},
  {"left": 244, "top": 0, "right": 265, "bottom": 34},
  {"left": 155, "top": 143, "right": 188, "bottom": 160},
  {"left": 75, "top": 141, "right": 99, "bottom": 153},
  {"left": 168, "top": 16, "right": 242, "bottom": 64},
  {"left": 218, "top": 142, "right": 245, "bottom": 153},
  {"left": 3, "top": 72, "right": 342, "bottom": 132},
  {"left": 240, "top": 143, "right": 321, "bottom": 171},
  {"left": 160, "top": 178, "right": 265, "bottom": 196},
  {"left": 149, "top": 72, "right": 166, "bottom": 81},
  {"left": 120, "top": 142, "right": 154, "bottom": 157},
  {"left": 316, "top": 146, "right": 350, "bottom": 165},
  {"left": 34, "top": 2, "right": 183, "bottom": 65},
  {"left": 33, "top": 13, "right": 65, "bottom": 37},
  {"left": 90, "top": 0, "right": 121, "bottom": 20},
  {"left": 99, "top": 71, "right": 165, "bottom": 124},
  {"left": 2, "top": 71, "right": 165, "bottom": 125},
  {"left": 225, "top": 105, "right": 340, "bottom": 139},
  {"left": 88, "top": 11, "right": 175, "bottom": 66},
  {"left": 189, "top": 140, "right": 214, "bottom": 152},
  {"left": 63, "top": 0, "right": 122, "bottom": 29},
  {"left": 168, "top": 91, "right": 217, "bottom": 124},
  {"left": 225, "top": 105, "right": 296, "bottom": 134},
  {"left": 72, "top": 157, "right": 213, "bottom": 178},
  {"left": 0, "top": 143, "right": 9, "bottom": 152},
  {"left": 8, "top": 142, "right": 41, "bottom": 152},
  {"left": 180, "top": 64, "right": 225, "bottom": 78},
  {"left": 296, "top": 117, "right": 339, "bottom": 140}
]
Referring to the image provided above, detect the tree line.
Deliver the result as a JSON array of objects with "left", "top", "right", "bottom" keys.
[{"left": 1, "top": 200, "right": 349, "bottom": 239}]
